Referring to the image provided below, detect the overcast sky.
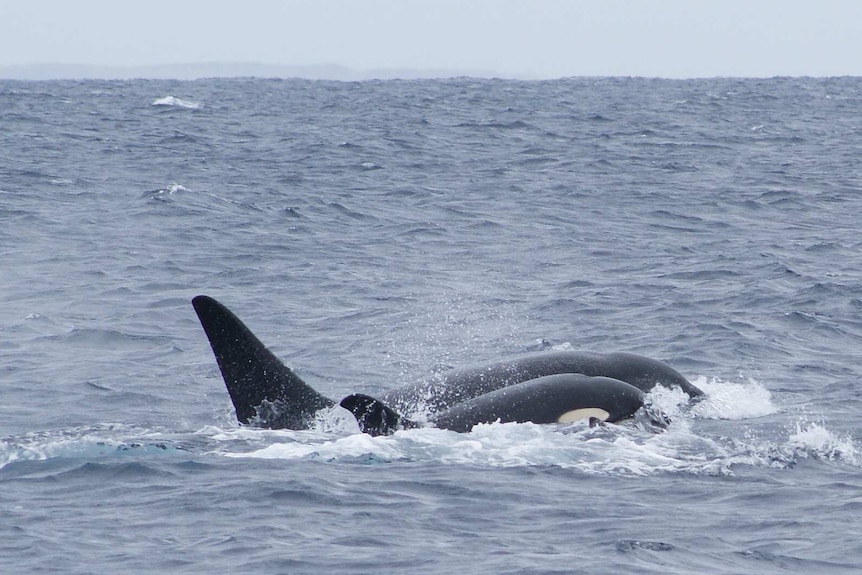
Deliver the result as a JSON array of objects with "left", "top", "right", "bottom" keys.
[{"left": 2, "top": 0, "right": 861, "bottom": 78}]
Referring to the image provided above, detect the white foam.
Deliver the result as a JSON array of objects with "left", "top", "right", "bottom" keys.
[
  {"left": 687, "top": 375, "right": 778, "bottom": 420},
  {"left": 787, "top": 420, "right": 858, "bottom": 465},
  {"left": 4, "top": 412, "right": 857, "bottom": 477},
  {"left": 0, "top": 424, "right": 159, "bottom": 470},
  {"left": 215, "top": 420, "right": 748, "bottom": 476},
  {"left": 151, "top": 96, "right": 201, "bottom": 109},
  {"left": 148, "top": 182, "right": 190, "bottom": 201}
]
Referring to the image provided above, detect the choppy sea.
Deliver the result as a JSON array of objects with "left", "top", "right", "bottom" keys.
[{"left": 1, "top": 76, "right": 861, "bottom": 574}]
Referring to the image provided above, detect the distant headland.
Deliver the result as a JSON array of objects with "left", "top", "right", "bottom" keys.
[{"left": 0, "top": 62, "right": 508, "bottom": 81}]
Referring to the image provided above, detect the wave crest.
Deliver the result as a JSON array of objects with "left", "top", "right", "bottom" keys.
[{"left": 151, "top": 96, "right": 201, "bottom": 109}]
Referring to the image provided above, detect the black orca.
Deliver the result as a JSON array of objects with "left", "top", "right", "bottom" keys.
[{"left": 192, "top": 295, "right": 701, "bottom": 435}]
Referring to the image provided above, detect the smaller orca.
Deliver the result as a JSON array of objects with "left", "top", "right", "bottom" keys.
[
  {"left": 340, "top": 373, "right": 670, "bottom": 436},
  {"left": 192, "top": 295, "right": 699, "bottom": 435}
]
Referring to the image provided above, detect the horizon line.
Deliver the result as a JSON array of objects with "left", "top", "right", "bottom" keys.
[{"left": 1, "top": 61, "right": 857, "bottom": 82}]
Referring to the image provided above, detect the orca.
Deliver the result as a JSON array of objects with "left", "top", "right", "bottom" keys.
[
  {"left": 192, "top": 295, "right": 701, "bottom": 436},
  {"left": 339, "top": 374, "right": 664, "bottom": 436}
]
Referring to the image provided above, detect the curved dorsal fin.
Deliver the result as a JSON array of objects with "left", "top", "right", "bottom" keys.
[{"left": 192, "top": 295, "right": 334, "bottom": 429}]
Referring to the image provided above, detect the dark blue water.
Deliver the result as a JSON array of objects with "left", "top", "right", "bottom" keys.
[{"left": 1, "top": 77, "right": 861, "bottom": 574}]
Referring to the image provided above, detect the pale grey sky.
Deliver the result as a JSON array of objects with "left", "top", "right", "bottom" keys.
[{"left": 2, "top": 0, "right": 860, "bottom": 78}]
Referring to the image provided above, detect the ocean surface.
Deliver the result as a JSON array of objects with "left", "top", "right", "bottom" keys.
[{"left": 1, "top": 76, "right": 861, "bottom": 574}]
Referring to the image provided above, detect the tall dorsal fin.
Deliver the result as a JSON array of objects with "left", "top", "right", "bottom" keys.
[{"left": 192, "top": 295, "right": 334, "bottom": 429}]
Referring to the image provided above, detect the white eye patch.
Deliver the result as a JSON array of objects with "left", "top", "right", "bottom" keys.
[{"left": 557, "top": 408, "right": 610, "bottom": 424}]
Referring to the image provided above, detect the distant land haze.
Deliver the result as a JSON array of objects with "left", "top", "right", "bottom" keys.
[{"left": 0, "top": 62, "right": 507, "bottom": 81}]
